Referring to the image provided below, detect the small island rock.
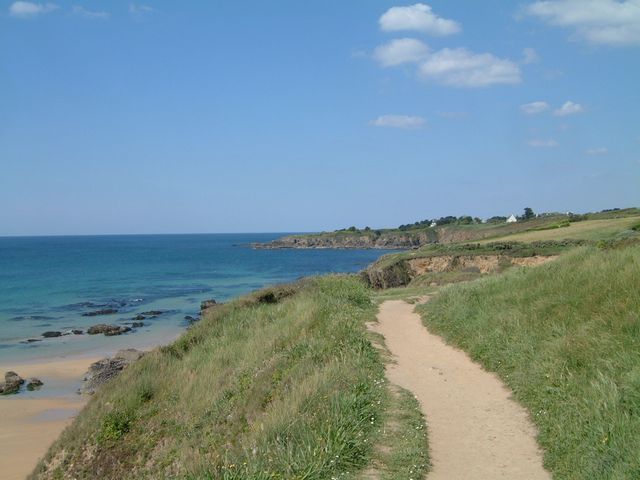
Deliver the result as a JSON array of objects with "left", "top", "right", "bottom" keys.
[
  {"left": 1, "top": 371, "right": 25, "bottom": 395},
  {"left": 26, "top": 378, "right": 44, "bottom": 391},
  {"left": 42, "top": 331, "right": 62, "bottom": 338},
  {"left": 87, "top": 324, "right": 132, "bottom": 336},
  {"left": 82, "top": 308, "right": 118, "bottom": 317}
]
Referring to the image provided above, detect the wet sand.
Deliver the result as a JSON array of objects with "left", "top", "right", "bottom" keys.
[{"left": 0, "top": 356, "right": 99, "bottom": 480}]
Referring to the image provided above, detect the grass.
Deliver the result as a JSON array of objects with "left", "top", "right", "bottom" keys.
[
  {"left": 371, "top": 240, "right": 581, "bottom": 269},
  {"left": 32, "top": 276, "right": 428, "bottom": 480},
  {"left": 357, "top": 385, "right": 429, "bottom": 480},
  {"left": 371, "top": 285, "right": 438, "bottom": 304},
  {"left": 418, "top": 244, "right": 640, "bottom": 479},
  {"left": 479, "top": 216, "right": 640, "bottom": 244}
]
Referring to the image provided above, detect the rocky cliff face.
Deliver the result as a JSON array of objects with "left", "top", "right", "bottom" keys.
[
  {"left": 254, "top": 230, "right": 438, "bottom": 249},
  {"left": 362, "top": 254, "right": 557, "bottom": 289}
]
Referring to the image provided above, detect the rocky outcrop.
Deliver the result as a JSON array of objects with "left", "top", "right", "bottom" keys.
[
  {"left": 200, "top": 300, "right": 217, "bottom": 312},
  {"left": 79, "top": 349, "right": 145, "bottom": 395},
  {"left": 27, "top": 378, "right": 44, "bottom": 391},
  {"left": 361, "top": 259, "right": 413, "bottom": 289},
  {"left": 1, "top": 371, "right": 25, "bottom": 395},
  {"left": 362, "top": 254, "right": 557, "bottom": 289},
  {"left": 82, "top": 308, "right": 118, "bottom": 317},
  {"left": 253, "top": 220, "right": 566, "bottom": 250},
  {"left": 254, "top": 230, "right": 438, "bottom": 250},
  {"left": 87, "top": 324, "right": 132, "bottom": 336},
  {"left": 42, "top": 331, "right": 62, "bottom": 338}
]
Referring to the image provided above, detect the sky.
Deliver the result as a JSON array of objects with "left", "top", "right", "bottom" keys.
[{"left": 1, "top": 0, "right": 639, "bottom": 235}]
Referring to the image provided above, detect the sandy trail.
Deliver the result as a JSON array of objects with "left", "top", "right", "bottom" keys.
[
  {"left": 372, "top": 300, "right": 550, "bottom": 480},
  {"left": 0, "top": 356, "right": 98, "bottom": 480}
]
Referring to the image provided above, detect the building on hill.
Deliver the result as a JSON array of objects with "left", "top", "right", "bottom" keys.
[
  {"left": 506, "top": 214, "right": 518, "bottom": 223},
  {"left": 430, "top": 221, "right": 437, "bottom": 228}
]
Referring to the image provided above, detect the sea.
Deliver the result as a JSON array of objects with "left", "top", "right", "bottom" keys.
[{"left": 0, "top": 234, "right": 395, "bottom": 364}]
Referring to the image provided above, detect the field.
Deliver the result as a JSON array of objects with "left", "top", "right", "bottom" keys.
[
  {"left": 418, "top": 245, "right": 640, "bottom": 479},
  {"left": 479, "top": 217, "right": 640, "bottom": 243},
  {"left": 31, "top": 277, "right": 429, "bottom": 480}
]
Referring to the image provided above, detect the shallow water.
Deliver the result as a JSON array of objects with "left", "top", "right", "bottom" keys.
[{"left": 0, "top": 233, "right": 394, "bottom": 363}]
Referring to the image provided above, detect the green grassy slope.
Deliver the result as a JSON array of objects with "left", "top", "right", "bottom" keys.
[
  {"left": 362, "top": 214, "right": 640, "bottom": 289},
  {"left": 272, "top": 209, "right": 640, "bottom": 247},
  {"left": 418, "top": 244, "right": 640, "bottom": 479},
  {"left": 478, "top": 216, "right": 640, "bottom": 244},
  {"left": 32, "top": 277, "right": 428, "bottom": 480}
]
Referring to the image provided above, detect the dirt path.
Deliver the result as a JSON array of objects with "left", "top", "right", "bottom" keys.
[{"left": 372, "top": 300, "right": 550, "bottom": 480}]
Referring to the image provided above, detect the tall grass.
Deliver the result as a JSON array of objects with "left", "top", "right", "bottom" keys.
[
  {"left": 33, "top": 276, "right": 427, "bottom": 479},
  {"left": 419, "top": 245, "right": 640, "bottom": 479}
]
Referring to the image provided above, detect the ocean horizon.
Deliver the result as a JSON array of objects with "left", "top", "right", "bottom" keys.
[{"left": 0, "top": 233, "right": 396, "bottom": 363}]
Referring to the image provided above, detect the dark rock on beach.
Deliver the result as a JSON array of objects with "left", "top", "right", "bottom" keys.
[
  {"left": 22, "top": 338, "right": 42, "bottom": 343},
  {"left": 200, "top": 299, "right": 217, "bottom": 312},
  {"left": 82, "top": 308, "right": 118, "bottom": 317},
  {"left": 133, "top": 314, "right": 146, "bottom": 321},
  {"left": 184, "top": 315, "right": 197, "bottom": 322},
  {"left": 1, "top": 371, "right": 25, "bottom": 395},
  {"left": 42, "top": 331, "right": 62, "bottom": 338},
  {"left": 141, "top": 310, "right": 163, "bottom": 316},
  {"left": 87, "top": 324, "right": 132, "bottom": 336},
  {"left": 79, "top": 349, "right": 145, "bottom": 395},
  {"left": 72, "top": 329, "right": 84, "bottom": 335},
  {"left": 26, "top": 378, "right": 44, "bottom": 391},
  {"left": 130, "top": 321, "right": 144, "bottom": 328}
]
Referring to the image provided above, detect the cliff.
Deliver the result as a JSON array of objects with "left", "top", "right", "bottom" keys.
[
  {"left": 254, "top": 230, "right": 438, "bottom": 249},
  {"left": 253, "top": 217, "right": 571, "bottom": 250},
  {"left": 361, "top": 240, "right": 583, "bottom": 289}
]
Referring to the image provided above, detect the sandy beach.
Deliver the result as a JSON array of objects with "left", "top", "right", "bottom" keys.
[{"left": 0, "top": 356, "right": 99, "bottom": 480}]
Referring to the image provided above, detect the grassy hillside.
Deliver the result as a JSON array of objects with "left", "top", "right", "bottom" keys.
[
  {"left": 258, "top": 208, "right": 640, "bottom": 250},
  {"left": 32, "top": 277, "right": 428, "bottom": 480},
  {"left": 418, "top": 244, "right": 640, "bottom": 479},
  {"left": 362, "top": 214, "right": 640, "bottom": 289},
  {"left": 478, "top": 216, "right": 640, "bottom": 244}
]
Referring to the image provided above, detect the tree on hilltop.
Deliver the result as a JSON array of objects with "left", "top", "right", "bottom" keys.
[{"left": 522, "top": 207, "right": 535, "bottom": 220}]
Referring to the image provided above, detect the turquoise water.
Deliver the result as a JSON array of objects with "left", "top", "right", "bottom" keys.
[{"left": 0, "top": 234, "right": 395, "bottom": 363}]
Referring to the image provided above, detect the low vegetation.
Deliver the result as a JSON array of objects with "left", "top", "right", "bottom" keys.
[
  {"left": 32, "top": 277, "right": 428, "bottom": 480},
  {"left": 418, "top": 244, "right": 640, "bottom": 479},
  {"left": 478, "top": 216, "right": 640, "bottom": 244}
]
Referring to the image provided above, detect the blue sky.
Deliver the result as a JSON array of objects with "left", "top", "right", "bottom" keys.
[{"left": 1, "top": 1, "right": 639, "bottom": 235}]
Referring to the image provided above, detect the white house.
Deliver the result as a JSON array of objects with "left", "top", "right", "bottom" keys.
[
  {"left": 506, "top": 214, "right": 518, "bottom": 223},
  {"left": 430, "top": 221, "right": 437, "bottom": 228}
]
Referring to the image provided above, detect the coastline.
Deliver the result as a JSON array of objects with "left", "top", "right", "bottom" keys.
[
  {"left": 0, "top": 355, "right": 99, "bottom": 480},
  {"left": 0, "top": 329, "right": 182, "bottom": 480}
]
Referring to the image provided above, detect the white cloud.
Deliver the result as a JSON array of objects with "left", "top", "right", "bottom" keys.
[
  {"left": 373, "top": 38, "right": 430, "bottom": 67},
  {"left": 9, "top": 1, "right": 57, "bottom": 18},
  {"left": 525, "top": 0, "right": 640, "bottom": 46},
  {"left": 369, "top": 115, "right": 426, "bottom": 129},
  {"left": 586, "top": 147, "right": 608, "bottom": 155},
  {"left": 521, "top": 101, "right": 550, "bottom": 114},
  {"left": 522, "top": 47, "right": 540, "bottom": 64},
  {"left": 380, "top": 3, "right": 461, "bottom": 36},
  {"left": 528, "top": 139, "right": 559, "bottom": 147},
  {"left": 554, "top": 101, "right": 585, "bottom": 116},
  {"left": 418, "top": 48, "right": 522, "bottom": 87},
  {"left": 129, "top": 3, "right": 155, "bottom": 18},
  {"left": 72, "top": 6, "right": 109, "bottom": 19}
]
